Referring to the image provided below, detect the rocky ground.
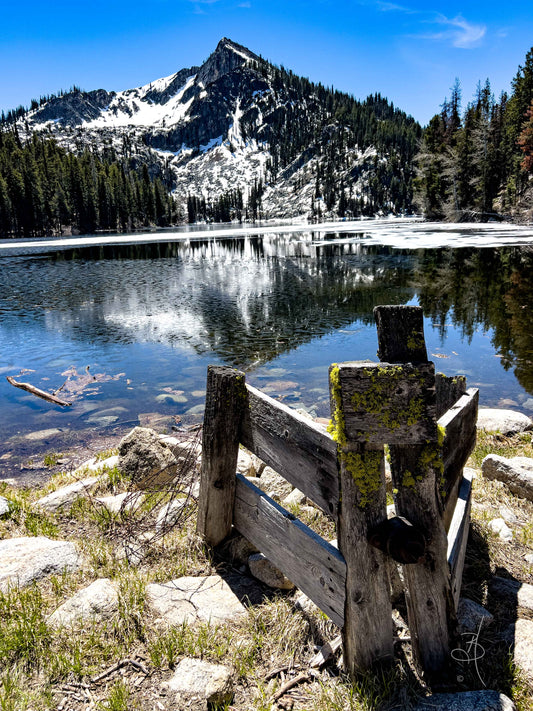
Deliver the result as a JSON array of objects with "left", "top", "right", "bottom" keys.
[{"left": 1, "top": 410, "right": 533, "bottom": 710}]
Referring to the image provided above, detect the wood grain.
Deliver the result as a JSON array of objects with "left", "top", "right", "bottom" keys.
[
  {"left": 335, "top": 361, "right": 437, "bottom": 445},
  {"left": 197, "top": 366, "right": 246, "bottom": 546},
  {"left": 374, "top": 304, "right": 456, "bottom": 678},
  {"left": 447, "top": 469, "right": 474, "bottom": 610},
  {"left": 233, "top": 474, "right": 346, "bottom": 627},
  {"left": 240, "top": 384, "right": 339, "bottom": 518},
  {"left": 440, "top": 389, "right": 479, "bottom": 530}
]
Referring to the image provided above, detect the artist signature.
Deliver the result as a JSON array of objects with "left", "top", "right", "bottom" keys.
[{"left": 451, "top": 619, "right": 486, "bottom": 686}]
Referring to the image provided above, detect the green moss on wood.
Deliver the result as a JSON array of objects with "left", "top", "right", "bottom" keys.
[{"left": 329, "top": 364, "right": 383, "bottom": 508}]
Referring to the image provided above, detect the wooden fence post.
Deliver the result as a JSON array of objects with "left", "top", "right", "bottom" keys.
[
  {"left": 374, "top": 305, "right": 457, "bottom": 678},
  {"left": 197, "top": 365, "right": 246, "bottom": 547},
  {"left": 329, "top": 365, "right": 394, "bottom": 674}
]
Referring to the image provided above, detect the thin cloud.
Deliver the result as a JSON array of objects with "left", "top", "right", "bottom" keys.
[
  {"left": 433, "top": 14, "right": 486, "bottom": 48},
  {"left": 412, "top": 14, "right": 486, "bottom": 49},
  {"left": 364, "top": 2, "right": 487, "bottom": 49},
  {"left": 375, "top": 1, "right": 416, "bottom": 12}
]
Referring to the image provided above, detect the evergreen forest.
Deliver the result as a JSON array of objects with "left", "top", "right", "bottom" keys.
[
  {"left": 415, "top": 47, "right": 533, "bottom": 221},
  {"left": 0, "top": 129, "right": 176, "bottom": 238}
]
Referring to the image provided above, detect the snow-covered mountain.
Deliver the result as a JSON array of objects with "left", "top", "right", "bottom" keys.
[{"left": 20, "top": 38, "right": 421, "bottom": 220}]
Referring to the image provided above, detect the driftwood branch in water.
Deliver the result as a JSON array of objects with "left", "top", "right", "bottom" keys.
[{"left": 6, "top": 376, "right": 72, "bottom": 407}]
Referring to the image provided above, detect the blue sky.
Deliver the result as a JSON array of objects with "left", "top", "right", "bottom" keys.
[{"left": 1, "top": 0, "right": 532, "bottom": 125}]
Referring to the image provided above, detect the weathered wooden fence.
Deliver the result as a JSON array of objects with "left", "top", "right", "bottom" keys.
[{"left": 197, "top": 305, "right": 478, "bottom": 680}]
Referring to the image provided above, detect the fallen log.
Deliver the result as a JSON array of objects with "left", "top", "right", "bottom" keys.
[{"left": 6, "top": 376, "right": 72, "bottom": 407}]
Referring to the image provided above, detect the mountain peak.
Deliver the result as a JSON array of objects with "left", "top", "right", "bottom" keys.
[{"left": 197, "top": 38, "right": 258, "bottom": 86}]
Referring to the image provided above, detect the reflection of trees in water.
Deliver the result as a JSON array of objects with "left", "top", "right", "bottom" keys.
[
  {"left": 413, "top": 247, "right": 533, "bottom": 393},
  {"left": 9, "top": 237, "right": 533, "bottom": 389}
]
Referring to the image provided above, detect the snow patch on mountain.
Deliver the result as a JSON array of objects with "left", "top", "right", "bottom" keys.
[{"left": 82, "top": 75, "right": 197, "bottom": 129}]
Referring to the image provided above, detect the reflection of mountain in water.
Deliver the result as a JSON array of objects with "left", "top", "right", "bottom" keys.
[
  {"left": 5, "top": 236, "right": 533, "bottom": 390},
  {"left": 2, "top": 235, "right": 414, "bottom": 368}
]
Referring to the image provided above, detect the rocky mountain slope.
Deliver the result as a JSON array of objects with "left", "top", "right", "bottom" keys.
[{"left": 18, "top": 38, "right": 421, "bottom": 221}]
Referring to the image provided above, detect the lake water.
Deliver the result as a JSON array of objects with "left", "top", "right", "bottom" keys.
[{"left": 2, "top": 218, "right": 533, "bottom": 477}]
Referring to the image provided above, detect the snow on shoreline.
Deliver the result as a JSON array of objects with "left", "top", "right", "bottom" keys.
[{"left": 1, "top": 218, "right": 533, "bottom": 253}]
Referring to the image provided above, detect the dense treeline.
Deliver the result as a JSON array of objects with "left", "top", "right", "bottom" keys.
[
  {"left": 0, "top": 128, "right": 176, "bottom": 237},
  {"left": 415, "top": 47, "right": 533, "bottom": 220}
]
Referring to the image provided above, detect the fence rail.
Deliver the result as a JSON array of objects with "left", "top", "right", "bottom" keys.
[{"left": 197, "top": 305, "right": 478, "bottom": 680}]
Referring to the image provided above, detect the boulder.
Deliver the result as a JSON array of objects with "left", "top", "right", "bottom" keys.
[
  {"left": 48, "top": 578, "right": 119, "bottom": 627},
  {"left": 0, "top": 496, "right": 11, "bottom": 517},
  {"left": 77, "top": 455, "right": 120, "bottom": 475},
  {"left": 502, "top": 618, "right": 533, "bottom": 679},
  {"left": 162, "top": 657, "right": 233, "bottom": 708},
  {"left": 221, "top": 534, "right": 259, "bottom": 565},
  {"left": 118, "top": 427, "right": 178, "bottom": 488},
  {"left": 488, "top": 518, "right": 513, "bottom": 541},
  {"left": 477, "top": 409, "right": 532, "bottom": 435},
  {"left": 35, "top": 476, "right": 100, "bottom": 512},
  {"left": 155, "top": 499, "right": 186, "bottom": 532},
  {"left": 94, "top": 491, "right": 144, "bottom": 514},
  {"left": 158, "top": 434, "right": 201, "bottom": 464},
  {"left": 482, "top": 455, "right": 533, "bottom": 501},
  {"left": 146, "top": 574, "right": 246, "bottom": 626},
  {"left": 413, "top": 691, "right": 515, "bottom": 710},
  {"left": 457, "top": 597, "right": 494, "bottom": 633},
  {"left": 0, "top": 537, "right": 81, "bottom": 591},
  {"left": 248, "top": 553, "right": 295, "bottom": 590},
  {"left": 236, "top": 448, "right": 265, "bottom": 477},
  {"left": 257, "top": 466, "right": 293, "bottom": 501},
  {"left": 283, "top": 488, "right": 307, "bottom": 506},
  {"left": 489, "top": 576, "right": 533, "bottom": 611}
]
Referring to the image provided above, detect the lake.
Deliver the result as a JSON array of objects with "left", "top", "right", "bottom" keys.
[{"left": 2, "top": 218, "right": 533, "bottom": 479}]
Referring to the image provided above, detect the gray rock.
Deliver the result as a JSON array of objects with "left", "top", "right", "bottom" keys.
[
  {"left": 73, "top": 455, "right": 120, "bottom": 477},
  {"left": 413, "top": 691, "right": 515, "bottom": 710},
  {"left": 94, "top": 491, "right": 144, "bottom": 514},
  {"left": 0, "top": 537, "right": 81, "bottom": 591},
  {"left": 48, "top": 578, "right": 119, "bottom": 627},
  {"left": 146, "top": 574, "right": 246, "bottom": 626},
  {"left": 477, "top": 409, "right": 532, "bottom": 435},
  {"left": 0, "top": 496, "right": 10, "bottom": 517},
  {"left": 525, "top": 553, "right": 533, "bottom": 565},
  {"left": 489, "top": 576, "right": 533, "bottom": 611},
  {"left": 236, "top": 448, "right": 263, "bottom": 477},
  {"left": 248, "top": 552, "right": 295, "bottom": 590},
  {"left": 257, "top": 466, "right": 293, "bottom": 501},
  {"left": 499, "top": 505, "right": 518, "bottom": 524},
  {"left": 162, "top": 657, "right": 233, "bottom": 707},
  {"left": 158, "top": 434, "right": 201, "bottom": 463},
  {"left": 488, "top": 518, "right": 513, "bottom": 541},
  {"left": 283, "top": 488, "right": 307, "bottom": 506},
  {"left": 502, "top": 618, "right": 533, "bottom": 679},
  {"left": 221, "top": 534, "right": 259, "bottom": 565},
  {"left": 118, "top": 427, "right": 178, "bottom": 488},
  {"left": 24, "top": 428, "right": 62, "bottom": 441},
  {"left": 457, "top": 597, "right": 494, "bottom": 633},
  {"left": 35, "top": 476, "right": 100, "bottom": 512},
  {"left": 294, "top": 592, "right": 319, "bottom": 615},
  {"left": 482, "top": 455, "right": 533, "bottom": 501},
  {"left": 155, "top": 499, "right": 186, "bottom": 532}
]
